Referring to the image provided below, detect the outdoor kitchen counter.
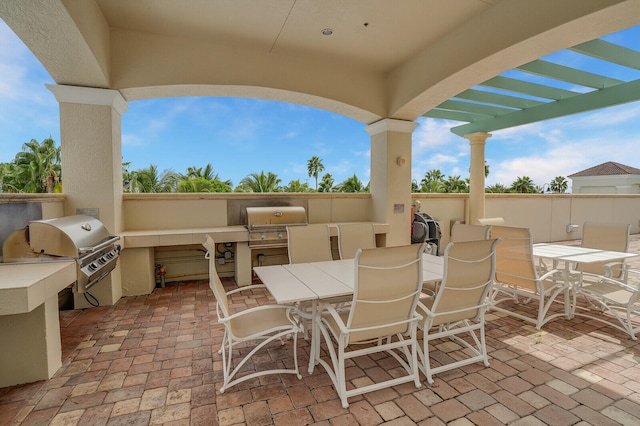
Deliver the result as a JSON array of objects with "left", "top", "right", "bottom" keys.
[
  {"left": 0, "top": 260, "right": 76, "bottom": 387},
  {"left": 119, "top": 225, "right": 249, "bottom": 249},
  {"left": 118, "top": 223, "right": 390, "bottom": 248},
  {"left": 118, "top": 223, "right": 390, "bottom": 289}
]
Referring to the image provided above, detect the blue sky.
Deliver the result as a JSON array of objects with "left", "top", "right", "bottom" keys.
[{"left": 1, "top": 19, "right": 639, "bottom": 189}]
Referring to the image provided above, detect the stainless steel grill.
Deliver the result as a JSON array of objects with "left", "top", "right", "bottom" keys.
[
  {"left": 3, "top": 214, "right": 120, "bottom": 293},
  {"left": 245, "top": 206, "right": 307, "bottom": 249}
]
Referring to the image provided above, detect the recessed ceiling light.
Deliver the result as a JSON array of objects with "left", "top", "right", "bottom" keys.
[{"left": 321, "top": 28, "right": 333, "bottom": 36}]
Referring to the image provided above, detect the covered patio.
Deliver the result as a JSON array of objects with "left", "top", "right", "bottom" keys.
[
  {"left": 2, "top": 235, "right": 640, "bottom": 425},
  {"left": 3, "top": 2, "right": 640, "bottom": 424}
]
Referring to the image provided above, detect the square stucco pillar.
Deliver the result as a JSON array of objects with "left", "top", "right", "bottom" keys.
[
  {"left": 366, "top": 119, "right": 418, "bottom": 247},
  {"left": 47, "top": 85, "right": 129, "bottom": 307}
]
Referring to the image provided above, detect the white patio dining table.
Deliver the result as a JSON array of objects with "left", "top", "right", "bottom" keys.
[
  {"left": 532, "top": 243, "right": 639, "bottom": 318},
  {"left": 254, "top": 253, "right": 444, "bottom": 373}
]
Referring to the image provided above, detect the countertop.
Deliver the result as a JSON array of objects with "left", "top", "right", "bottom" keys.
[{"left": 0, "top": 261, "right": 76, "bottom": 315}]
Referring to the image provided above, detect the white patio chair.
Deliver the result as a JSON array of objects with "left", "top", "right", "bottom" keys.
[
  {"left": 417, "top": 238, "right": 499, "bottom": 384},
  {"left": 489, "top": 225, "right": 565, "bottom": 329},
  {"left": 575, "top": 222, "right": 631, "bottom": 283},
  {"left": 451, "top": 223, "right": 491, "bottom": 243},
  {"left": 203, "top": 235, "right": 302, "bottom": 393},
  {"left": 572, "top": 267, "right": 640, "bottom": 340},
  {"left": 313, "top": 243, "right": 426, "bottom": 408},
  {"left": 336, "top": 222, "right": 376, "bottom": 259},
  {"left": 287, "top": 224, "right": 333, "bottom": 264},
  {"left": 569, "top": 222, "right": 640, "bottom": 339},
  {"left": 287, "top": 224, "right": 334, "bottom": 338},
  {"left": 422, "top": 223, "right": 491, "bottom": 295}
]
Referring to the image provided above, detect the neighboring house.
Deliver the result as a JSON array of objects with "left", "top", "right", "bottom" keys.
[{"left": 569, "top": 162, "right": 640, "bottom": 194}]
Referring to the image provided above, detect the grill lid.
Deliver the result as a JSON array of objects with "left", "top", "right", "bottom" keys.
[
  {"left": 28, "top": 214, "right": 114, "bottom": 258},
  {"left": 246, "top": 206, "right": 307, "bottom": 229}
]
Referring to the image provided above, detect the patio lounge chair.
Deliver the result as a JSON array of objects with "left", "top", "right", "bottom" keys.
[
  {"left": 313, "top": 243, "right": 425, "bottom": 408},
  {"left": 336, "top": 222, "right": 377, "bottom": 259},
  {"left": 204, "top": 235, "right": 302, "bottom": 393},
  {"left": 417, "top": 239, "right": 499, "bottom": 384},
  {"left": 489, "top": 226, "right": 565, "bottom": 329}
]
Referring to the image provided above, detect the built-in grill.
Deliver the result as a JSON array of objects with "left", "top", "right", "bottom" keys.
[
  {"left": 2, "top": 214, "right": 121, "bottom": 293},
  {"left": 245, "top": 206, "right": 307, "bottom": 249}
]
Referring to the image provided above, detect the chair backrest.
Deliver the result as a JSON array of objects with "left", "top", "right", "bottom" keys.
[
  {"left": 287, "top": 224, "right": 333, "bottom": 264},
  {"left": 451, "top": 223, "right": 491, "bottom": 242},
  {"left": 581, "top": 222, "right": 631, "bottom": 276},
  {"left": 203, "top": 235, "right": 230, "bottom": 318},
  {"left": 489, "top": 225, "right": 538, "bottom": 291},
  {"left": 347, "top": 244, "right": 425, "bottom": 343},
  {"left": 337, "top": 223, "right": 377, "bottom": 259},
  {"left": 429, "top": 239, "right": 499, "bottom": 326}
]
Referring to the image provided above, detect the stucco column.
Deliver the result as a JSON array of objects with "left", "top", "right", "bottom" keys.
[
  {"left": 47, "top": 84, "right": 128, "bottom": 307},
  {"left": 366, "top": 119, "right": 418, "bottom": 247},
  {"left": 464, "top": 132, "right": 491, "bottom": 225}
]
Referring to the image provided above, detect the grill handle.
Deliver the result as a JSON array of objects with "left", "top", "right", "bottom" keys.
[
  {"left": 249, "top": 223, "right": 307, "bottom": 229},
  {"left": 78, "top": 235, "right": 121, "bottom": 255}
]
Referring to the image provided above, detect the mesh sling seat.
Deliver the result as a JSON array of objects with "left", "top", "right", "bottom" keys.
[
  {"left": 336, "top": 222, "right": 377, "bottom": 260},
  {"left": 203, "top": 235, "right": 302, "bottom": 393},
  {"left": 573, "top": 222, "right": 631, "bottom": 284},
  {"left": 312, "top": 243, "right": 426, "bottom": 408},
  {"left": 287, "top": 224, "right": 336, "bottom": 339},
  {"left": 417, "top": 239, "right": 499, "bottom": 384},
  {"left": 450, "top": 223, "right": 491, "bottom": 243},
  {"left": 489, "top": 226, "right": 566, "bottom": 329}
]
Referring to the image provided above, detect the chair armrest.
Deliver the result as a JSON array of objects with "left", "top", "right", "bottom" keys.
[
  {"left": 538, "top": 268, "right": 564, "bottom": 282},
  {"left": 318, "top": 302, "right": 349, "bottom": 334},
  {"left": 223, "top": 303, "right": 294, "bottom": 322},
  {"left": 603, "top": 261, "right": 630, "bottom": 282}
]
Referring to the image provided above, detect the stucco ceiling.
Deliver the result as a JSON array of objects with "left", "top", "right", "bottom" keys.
[{"left": 1, "top": 0, "right": 640, "bottom": 126}]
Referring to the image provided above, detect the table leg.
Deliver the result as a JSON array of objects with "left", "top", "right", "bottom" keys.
[{"left": 308, "top": 300, "right": 318, "bottom": 374}]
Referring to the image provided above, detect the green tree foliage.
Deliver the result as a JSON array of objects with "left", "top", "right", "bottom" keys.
[
  {"left": 237, "top": 171, "right": 282, "bottom": 192},
  {"left": 335, "top": 173, "right": 368, "bottom": 193},
  {"left": 318, "top": 173, "right": 335, "bottom": 192},
  {"left": 485, "top": 183, "right": 510, "bottom": 193},
  {"left": 0, "top": 137, "right": 61, "bottom": 193},
  {"left": 510, "top": 176, "right": 537, "bottom": 193},
  {"left": 420, "top": 169, "right": 445, "bottom": 193},
  {"left": 307, "top": 156, "right": 325, "bottom": 190},
  {"left": 126, "top": 164, "right": 178, "bottom": 193},
  {"left": 550, "top": 176, "right": 568, "bottom": 193},
  {"left": 443, "top": 175, "right": 468, "bottom": 193},
  {"left": 283, "top": 179, "right": 312, "bottom": 192}
]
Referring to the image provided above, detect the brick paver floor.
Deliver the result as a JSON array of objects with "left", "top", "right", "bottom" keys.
[{"left": 2, "top": 235, "right": 640, "bottom": 425}]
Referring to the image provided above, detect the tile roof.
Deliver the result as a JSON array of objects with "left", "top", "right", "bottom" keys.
[{"left": 568, "top": 161, "right": 640, "bottom": 177}]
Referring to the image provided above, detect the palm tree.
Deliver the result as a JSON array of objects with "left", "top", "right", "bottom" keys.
[
  {"left": 421, "top": 169, "right": 445, "bottom": 193},
  {"left": 307, "top": 156, "right": 325, "bottom": 190},
  {"left": 177, "top": 176, "right": 232, "bottom": 192},
  {"left": 128, "top": 164, "right": 178, "bottom": 193},
  {"left": 179, "top": 164, "right": 233, "bottom": 192},
  {"left": 318, "top": 173, "right": 335, "bottom": 192},
  {"left": 283, "top": 179, "right": 312, "bottom": 192},
  {"left": 510, "top": 176, "right": 537, "bottom": 193},
  {"left": 335, "top": 174, "right": 366, "bottom": 193},
  {"left": 8, "top": 137, "right": 62, "bottom": 193},
  {"left": 485, "top": 183, "right": 510, "bottom": 193},
  {"left": 443, "top": 175, "right": 468, "bottom": 193},
  {"left": 237, "top": 171, "right": 282, "bottom": 192},
  {"left": 550, "top": 176, "right": 568, "bottom": 193}
]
